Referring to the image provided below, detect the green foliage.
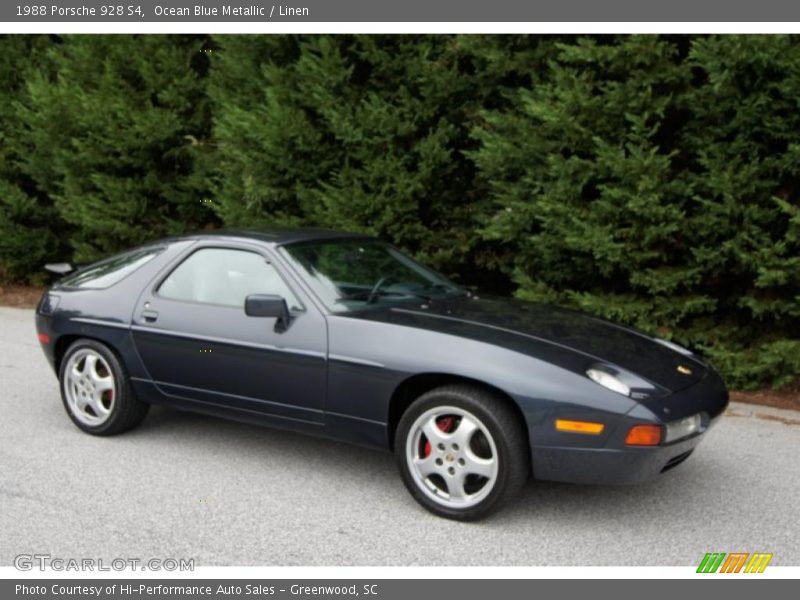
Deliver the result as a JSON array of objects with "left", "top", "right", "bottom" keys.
[
  {"left": 682, "top": 36, "right": 800, "bottom": 388},
  {"left": 473, "top": 36, "right": 693, "bottom": 315},
  {"left": 0, "top": 35, "right": 62, "bottom": 283},
  {"left": 470, "top": 35, "right": 800, "bottom": 389},
  {"left": 0, "top": 34, "right": 798, "bottom": 388},
  {"left": 208, "top": 35, "right": 504, "bottom": 281},
  {"left": 12, "top": 35, "right": 214, "bottom": 264}
]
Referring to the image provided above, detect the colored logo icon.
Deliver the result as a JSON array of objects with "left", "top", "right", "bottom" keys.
[{"left": 697, "top": 552, "right": 773, "bottom": 573}]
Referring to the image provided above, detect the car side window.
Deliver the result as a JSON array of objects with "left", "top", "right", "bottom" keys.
[
  {"left": 61, "top": 247, "right": 163, "bottom": 289},
  {"left": 158, "top": 248, "right": 303, "bottom": 311}
]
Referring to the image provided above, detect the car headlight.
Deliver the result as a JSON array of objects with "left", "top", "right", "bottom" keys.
[
  {"left": 664, "top": 413, "right": 702, "bottom": 443},
  {"left": 586, "top": 367, "right": 631, "bottom": 397},
  {"left": 654, "top": 337, "right": 693, "bottom": 356}
]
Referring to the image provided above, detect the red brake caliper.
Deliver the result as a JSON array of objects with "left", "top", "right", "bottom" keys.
[{"left": 423, "top": 416, "right": 455, "bottom": 457}]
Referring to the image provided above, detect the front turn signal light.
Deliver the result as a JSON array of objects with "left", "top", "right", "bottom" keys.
[
  {"left": 556, "top": 419, "right": 605, "bottom": 435},
  {"left": 625, "top": 424, "right": 662, "bottom": 446}
]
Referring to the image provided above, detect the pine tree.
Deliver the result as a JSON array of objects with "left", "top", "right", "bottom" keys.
[
  {"left": 472, "top": 36, "right": 693, "bottom": 326},
  {"left": 0, "top": 35, "right": 63, "bottom": 283},
  {"left": 0, "top": 33, "right": 797, "bottom": 388},
  {"left": 471, "top": 35, "right": 800, "bottom": 388},
  {"left": 209, "top": 35, "right": 504, "bottom": 282},
  {"left": 14, "top": 34, "right": 214, "bottom": 264},
  {"left": 682, "top": 35, "right": 800, "bottom": 386}
]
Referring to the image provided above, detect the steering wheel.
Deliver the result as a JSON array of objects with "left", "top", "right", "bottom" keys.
[{"left": 366, "top": 276, "right": 396, "bottom": 304}]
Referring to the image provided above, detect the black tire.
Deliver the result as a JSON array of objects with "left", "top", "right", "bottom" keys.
[
  {"left": 395, "top": 384, "right": 530, "bottom": 521},
  {"left": 58, "top": 339, "right": 149, "bottom": 436}
]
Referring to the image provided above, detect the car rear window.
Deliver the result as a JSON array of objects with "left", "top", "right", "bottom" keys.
[{"left": 61, "top": 247, "right": 163, "bottom": 289}]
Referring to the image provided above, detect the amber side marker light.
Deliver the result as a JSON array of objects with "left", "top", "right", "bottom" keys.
[
  {"left": 37, "top": 333, "right": 50, "bottom": 344},
  {"left": 625, "top": 424, "right": 662, "bottom": 446},
  {"left": 555, "top": 419, "right": 605, "bottom": 435}
]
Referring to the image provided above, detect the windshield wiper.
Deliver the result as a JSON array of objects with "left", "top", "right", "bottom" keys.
[{"left": 334, "top": 289, "right": 433, "bottom": 305}]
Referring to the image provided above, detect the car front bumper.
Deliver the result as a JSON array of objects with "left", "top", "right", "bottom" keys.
[
  {"left": 529, "top": 367, "right": 728, "bottom": 485},
  {"left": 530, "top": 428, "right": 709, "bottom": 484}
]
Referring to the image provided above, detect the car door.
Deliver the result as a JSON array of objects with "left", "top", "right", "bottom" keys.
[{"left": 130, "top": 243, "right": 326, "bottom": 424}]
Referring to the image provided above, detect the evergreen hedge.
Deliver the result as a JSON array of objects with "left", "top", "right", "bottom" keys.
[{"left": 0, "top": 34, "right": 798, "bottom": 389}]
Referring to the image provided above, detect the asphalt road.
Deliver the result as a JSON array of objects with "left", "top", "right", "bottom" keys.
[{"left": 1, "top": 306, "right": 798, "bottom": 566}]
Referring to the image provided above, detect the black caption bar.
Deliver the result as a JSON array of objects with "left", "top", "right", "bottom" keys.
[
  {"left": 3, "top": 579, "right": 792, "bottom": 600},
  {"left": 4, "top": 0, "right": 800, "bottom": 22}
]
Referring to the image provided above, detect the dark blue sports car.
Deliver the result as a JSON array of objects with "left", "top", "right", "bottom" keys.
[{"left": 36, "top": 229, "right": 728, "bottom": 520}]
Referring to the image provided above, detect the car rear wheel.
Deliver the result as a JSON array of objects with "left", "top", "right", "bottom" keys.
[
  {"left": 59, "top": 339, "right": 148, "bottom": 435},
  {"left": 396, "top": 384, "right": 530, "bottom": 520}
]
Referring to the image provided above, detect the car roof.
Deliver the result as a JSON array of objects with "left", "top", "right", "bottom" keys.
[{"left": 167, "top": 228, "right": 374, "bottom": 246}]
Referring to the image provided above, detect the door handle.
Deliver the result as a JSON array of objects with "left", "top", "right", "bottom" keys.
[{"left": 141, "top": 309, "right": 159, "bottom": 323}]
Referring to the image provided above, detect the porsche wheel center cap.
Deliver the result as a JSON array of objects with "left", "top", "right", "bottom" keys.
[{"left": 445, "top": 453, "right": 455, "bottom": 463}]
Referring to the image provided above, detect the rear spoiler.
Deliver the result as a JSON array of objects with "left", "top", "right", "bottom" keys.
[{"left": 44, "top": 262, "right": 75, "bottom": 275}]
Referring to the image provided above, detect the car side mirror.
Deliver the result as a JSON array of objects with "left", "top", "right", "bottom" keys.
[
  {"left": 45, "top": 262, "right": 75, "bottom": 275},
  {"left": 244, "top": 294, "right": 291, "bottom": 333}
]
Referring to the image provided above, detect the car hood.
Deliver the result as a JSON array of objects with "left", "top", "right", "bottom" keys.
[{"left": 353, "top": 295, "right": 706, "bottom": 394}]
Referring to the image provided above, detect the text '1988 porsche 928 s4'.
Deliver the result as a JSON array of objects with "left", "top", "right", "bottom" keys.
[{"left": 36, "top": 229, "right": 728, "bottom": 520}]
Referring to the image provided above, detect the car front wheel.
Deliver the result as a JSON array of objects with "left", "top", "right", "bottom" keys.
[
  {"left": 396, "top": 384, "right": 530, "bottom": 520},
  {"left": 59, "top": 339, "right": 148, "bottom": 435}
]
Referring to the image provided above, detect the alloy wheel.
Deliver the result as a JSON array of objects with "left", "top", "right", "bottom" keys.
[
  {"left": 405, "top": 405, "right": 499, "bottom": 509},
  {"left": 63, "top": 348, "right": 116, "bottom": 427}
]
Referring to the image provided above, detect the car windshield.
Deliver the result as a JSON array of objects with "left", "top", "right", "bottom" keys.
[{"left": 280, "top": 239, "right": 465, "bottom": 312}]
